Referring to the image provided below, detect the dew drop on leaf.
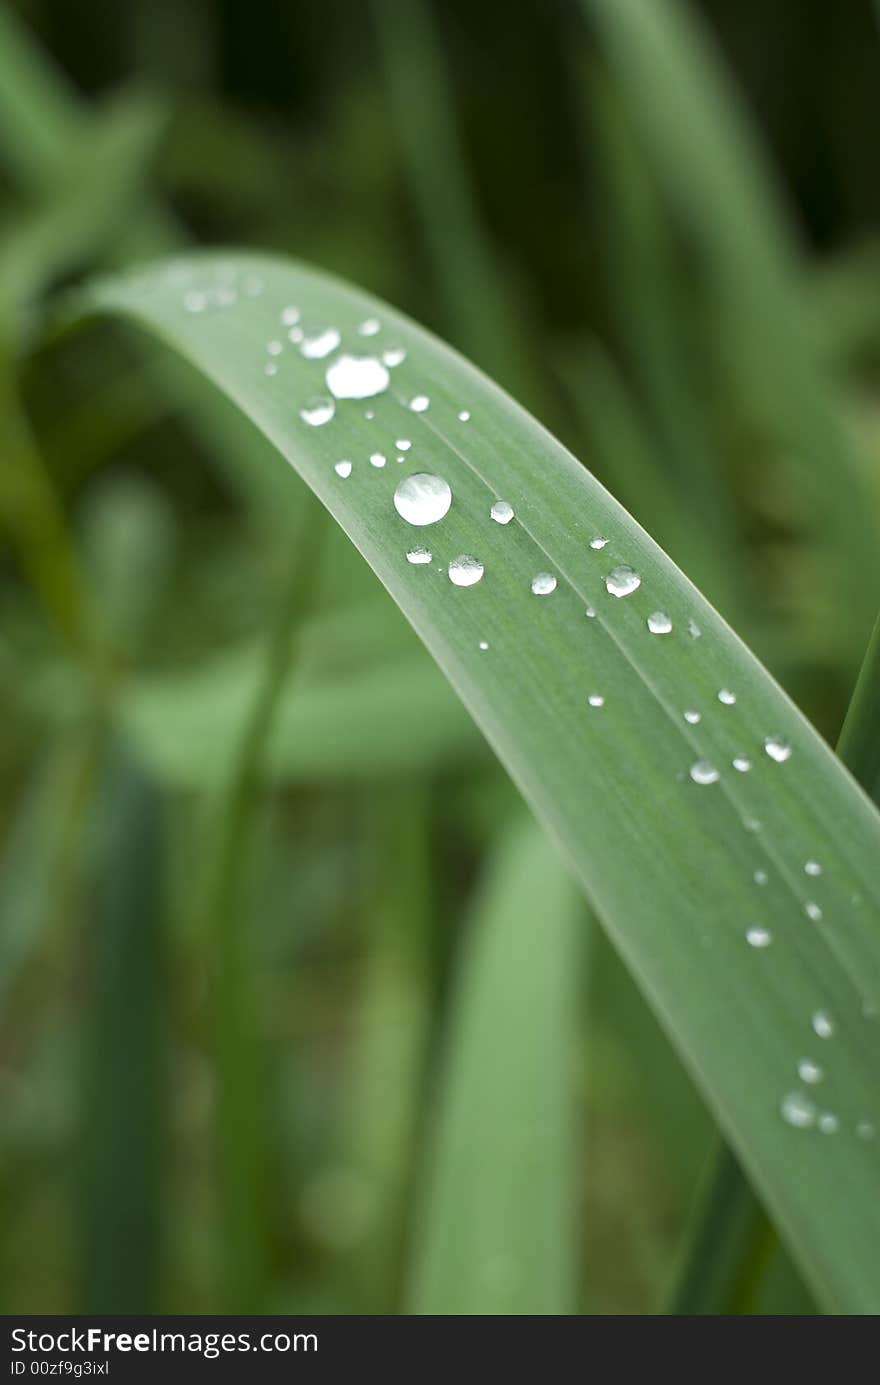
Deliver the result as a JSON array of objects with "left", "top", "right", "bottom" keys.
[
  {"left": 490, "top": 500, "right": 515, "bottom": 525},
  {"left": 458, "top": 410, "right": 471, "bottom": 422},
  {"left": 798, "top": 1059, "right": 824, "bottom": 1084},
  {"left": 382, "top": 347, "right": 406, "bottom": 367},
  {"left": 406, "top": 547, "right": 432, "bottom": 565},
  {"left": 690, "top": 760, "right": 719, "bottom": 785},
  {"left": 818, "top": 1112, "right": 839, "bottom": 1134},
  {"left": 325, "top": 353, "right": 390, "bottom": 400},
  {"left": 804, "top": 860, "right": 822, "bottom": 876},
  {"left": 647, "top": 611, "right": 672, "bottom": 634},
  {"left": 396, "top": 439, "right": 412, "bottom": 451},
  {"left": 590, "top": 537, "right": 608, "bottom": 551},
  {"left": 448, "top": 555, "right": 484, "bottom": 587},
  {"left": 264, "top": 362, "right": 277, "bottom": 377},
  {"left": 588, "top": 693, "right": 605, "bottom": 708},
  {"left": 531, "top": 572, "right": 557, "bottom": 595},
  {"left": 334, "top": 460, "right": 352, "bottom": 478},
  {"left": 718, "top": 688, "right": 737, "bottom": 706},
  {"left": 754, "top": 869, "right": 768, "bottom": 885},
  {"left": 301, "top": 327, "right": 341, "bottom": 359},
  {"left": 266, "top": 339, "right": 283, "bottom": 356},
  {"left": 393, "top": 473, "right": 452, "bottom": 525},
  {"left": 369, "top": 452, "right": 386, "bottom": 468},
  {"left": 299, "top": 397, "right": 335, "bottom": 426},
  {"left": 764, "top": 735, "right": 792, "bottom": 763},
  {"left": 358, "top": 317, "right": 380, "bottom": 336},
  {"left": 746, "top": 926, "right": 772, "bottom": 948},
  {"left": 781, "top": 1092, "right": 816, "bottom": 1129},
  {"left": 688, "top": 618, "right": 702, "bottom": 639},
  {"left": 732, "top": 755, "right": 751, "bottom": 773},
  {"left": 584, "top": 605, "right": 596, "bottom": 619},
  {"left": 408, "top": 394, "right": 430, "bottom": 412},
  {"left": 281, "top": 305, "right": 300, "bottom": 325},
  {"left": 812, "top": 1010, "right": 835, "bottom": 1039},
  {"left": 604, "top": 564, "right": 641, "bottom": 598},
  {"left": 683, "top": 709, "right": 701, "bottom": 724},
  {"left": 479, "top": 640, "right": 489, "bottom": 651},
  {"left": 805, "top": 901, "right": 823, "bottom": 922}
]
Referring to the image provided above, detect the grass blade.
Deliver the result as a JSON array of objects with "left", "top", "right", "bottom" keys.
[{"left": 76, "top": 250, "right": 880, "bottom": 1311}]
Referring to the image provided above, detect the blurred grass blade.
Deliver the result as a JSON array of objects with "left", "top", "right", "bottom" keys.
[
  {"left": 584, "top": 0, "right": 879, "bottom": 656},
  {"left": 79, "top": 743, "right": 165, "bottom": 1312},
  {"left": 408, "top": 817, "right": 582, "bottom": 1313},
  {"left": 77, "top": 251, "right": 880, "bottom": 1311}
]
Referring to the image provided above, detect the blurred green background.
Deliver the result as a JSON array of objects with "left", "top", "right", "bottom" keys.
[{"left": 1, "top": 0, "right": 879, "bottom": 1314}]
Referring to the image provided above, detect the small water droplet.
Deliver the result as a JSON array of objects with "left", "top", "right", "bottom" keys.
[
  {"left": 479, "top": 640, "right": 489, "bottom": 651},
  {"left": 266, "top": 339, "right": 283, "bottom": 356},
  {"left": 647, "top": 611, "right": 672, "bottom": 634},
  {"left": 857, "top": 1120, "right": 875, "bottom": 1140},
  {"left": 448, "top": 555, "right": 484, "bottom": 587},
  {"left": 183, "top": 289, "right": 207, "bottom": 313},
  {"left": 406, "top": 547, "right": 432, "bottom": 565},
  {"left": 798, "top": 1059, "right": 823, "bottom": 1084},
  {"left": 690, "top": 760, "right": 720, "bottom": 785},
  {"left": 382, "top": 346, "right": 406, "bottom": 367},
  {"left": 588, "top": 693, "right": 605, "bottom": 708},
  {"left": 393, "top": 473, "right": 452, "bottom": 525},
  {"left": 804, "top": 900, "right": 823, "bottom": 922},
  {"left": 804, "top": 860, "right": 822, "bottom": 877},
  {"left": 590, "top": 537, "right": 608, "bottom": 550},
  {"left": 688, "top": 618, "right": 701, "bottom": 639},
  {"left": 604, "top": 564, "right": 641, "bottom": 598},
  {"left": 325, "top": 353, "right": 390, "bottom": 400},
  {"left": 288, "top": 326, "right": 304, "bottom": 343},
  {"left": 818, "top": 1112, "right": 839, "bottom": 1134},
  {"left": 490, "top": 500, "right": 515, "bottom": 525},
  {"left": 754, "top": 869, "right": 768, "bottom": 885},
  {"left": 334, "top": 460, "right": 352, "bottom": 479},
  {"left": 764, "top": 735, "right": 792, "bottom": 763},
  {"left": 718, "top": 688, "right": 737, "bottom": 706},
  {"left": 358, "top": 317, "right": 380, "bottom": 336},
  {"left": 732, "top": 755, "right": 751, "bottom": 773},
  {"left": 264, "top": 362, "right": 278, "bottom": 377},
  {"left": 781, "top": 1091, "right": 816, "bottom": 1129},
  {"left": 584, "top": 605, "right": 596, "bottom": 619},
  {"left": 743, "top": 816, "right": 762, "bottom": 833},
  {"left": 409, "top": 394, "right": 430, "bottom": 412},
  {"left": 812, "top": 1010, "right": 835, "bottom": 1039},
  {"left": 365, "top": 409, "right": 375, "bottom": 421},
  {"left": 746, "top": 926, "right": 772, "bottom": 948},
  {"left": 299, "top": 397, "right": 335, "bottom": 427},
  {"left": 683, "top": 709, "right": 701, "bottom": 725},
  {"left": 301, "top": 327, "right": 341, "bottom": 359},
  {"left": 396, "top": 439, "right": 412, "bottom": 451},
  {"left": 281, "top": 305, "right": 300, "bottom": 325},
  {"left": 458, "top": 409, "right": 471, "bottom": 422},
  {"left": 369, "top": 452, "right": 386, "bottom": 468},
  {"left": 531, "top": 572, "right": 557, "bottom": 596}
]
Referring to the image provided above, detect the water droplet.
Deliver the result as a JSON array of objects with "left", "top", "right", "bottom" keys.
[
  {"left": 299, "top": 397, "right": 335, "bottom": 427},
  {"left": 754, "top": 870, "right": 768, "bottom": 885},
  {"left": 690, "top": 760, "right": 720, "bottom": 785},
  {"left": 324, "top": 353, "right": 390, "bottom": 400},
  {"left": 732, "top": 755, "right": 751, "bottom": 773},
  {"left": 396, "top": 439, "right": 412, "bottom": 451},
  {"left": 393, "top": 473, "right": 452, "bottom": 525},
  {"left": 781, "top": 1091, "right": 816, "bottom": 1129},
  {"left": 588, "top": 693, "right": 605, "bottom": 708},
  {"left": 743, "top": 816, "right": 762, "bottom": 834},
  {"left": 590, "top": 537, "right": 608, "bottom": 550},
  {"left": 798, "top": 1059, "right": 823, "bottom": 1084},
  {"left": 746, "top": 926, "right": 772, "bottom": 948},
  {"left": 408, "top": 394, "right": 430, "bottom": 412},
  {"left": 382, "top": 347, "right": 406, "bottom": 368},
  {"left": 365, "top": 409, "right": 375, "bottom": 421},
  {"left": 857, "top": 1120, "right": 875, "bottom": 1140},
  {"left": 804, "top": 860, "right": 822, "bottom": 877},
  {"left": 281, "top": 305, "right": 300, "bottom": 325},
  {"left": 531, "top": 572, "right": 557, "bottom": 596},
  {"left": 764, "top": 735, "right": 792, "bottom": 763},
  {"left": 288, "top": 326, "right": 304, "bottom": 344},
  {"left": 818, "top": 1112, "right": 839, "bottom": 1134},
  {"left": 584, "top": 605, "right": 596, "bottom": 619},
  {"left": 334, "top": 460, "right": 352, "bottom": 479},
  {"left": 215, "top": 286, "right": 236, "bottom": 307},
  {"left": 688, "top": 618, "right": 701, "bottom": 639},
  {"left": 604, "top": 565, "right": 641, "bottom": 598},
  {"left": 301, "top": 327, "right": 341, "bottom": 359},
  {"left": 683, "top": 709, "right": 701, "bottom": 724},
  {"left": 812, "top": 1010, "right": 835, "bottom": 1039},
  {"left": 369, "top": 452, "right": 386, "bottom": 468},
  {"left": 479, "top": 640, "right": 489, "bottom": 651},
  {"left": 406, "top": 547, "right": 432, "bottom": 565},
  {"left": 264, "top": 362, "right": 278, "bottom": 377},
  {"left": 490, "top": 500, "right": 515, "bottom": 525},
  {"left": 448, "top": 555, "right": 484, "bottom": 587},
  {"left": 266, "top": 339, "right": 283, "bottom": 356},
  {"left": 647, "top": 611, "right": 672, "bottom": 634},
  {"left": 458, "top": 409, "right": 471, "bottom": 422},
  {"left": 804, "top": 901, "right": 823, "bottom": 922},
  {"left": 183, "top": 289, "right": 207, "bottom": 313},
  {"left": 358, "top": 317, "right": 380, "bottom": 336},
  {"left": 718, "top": 688, "right": 737, "bottom": 706}
]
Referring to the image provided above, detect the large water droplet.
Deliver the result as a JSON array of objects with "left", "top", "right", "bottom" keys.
[
  {"left": 334, "top": 460, "right": 352, "bottom": 478},
  {"left": 812, "top": 1010, "right": 835, "bottom": 1039},
  {"left": 393, "top": 473, "right": 452, "bottom": 525},
  {"left": 798, "top": 1059, "right": 824, "bottom": 1084},
  {"left": 408, "top": 394, "right": 430, "bottom": 413},
  {"left": 325, "top": 353, "right": 390, "bottom": 400},
  {"left": 300, "top": 397, "right": 335, "bottom": 426},
  {"left": 647, "top": 611, "right": 672, "bottom": 634},
  {"left": 718, "top": 688, "right": 737, "bottom": 706},
  {"left": 406, "top": 547, "right": 432, "bottom": 565},
  {"left": 781, "top": 1091, "right": 816, "bottom": 1129},
  {"left": 690, "top": 760, "right": 719, "bottom": 785},
  {"left": 605, "top": 564, "right": 641, "bottom": 598},
  {"left": 491, "top": 500, "right": 515, "bottom": 525},
  {"left": 746, "top": 926, "right": 772, "bottom": 948},
  {"left": 531, "top": 572, "right": 557, "bottom": 596},
  {"left": 764, "top": 735, "right": 792, "bottom": 763},
  {"left": 448, "top": 555, "right": 484, "bottom": 587},
  {"left": 301, "top": 327, "right": 341, "bottom": 359}
]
